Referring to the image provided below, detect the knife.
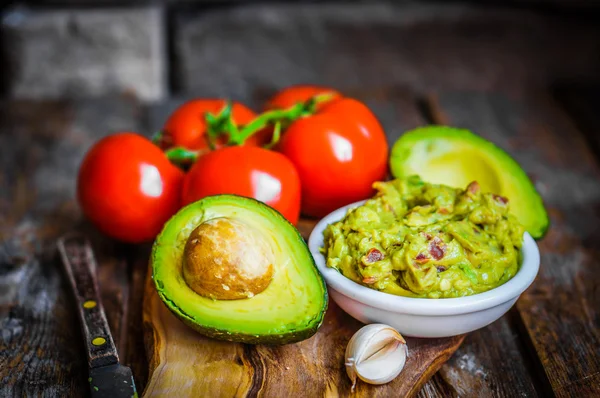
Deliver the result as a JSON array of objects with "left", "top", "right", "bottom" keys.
[{"left": 57, "top": 234, "right": 138, "bottom": 398}]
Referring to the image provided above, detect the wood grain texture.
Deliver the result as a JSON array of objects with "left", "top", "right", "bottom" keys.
[
  {"left": 124, "top": 244, "right": 153, "bottom": 390},
  {"left": 0, "top": 98, "right": 143, "bottom": 397},
  {"left": 428, "top": 90, "right": 600, "bottom": 397},
  {"left": 555, "top": 84, "right": 600, "bottom": 160},
  {"left": 434, "top": 308, "right": 541, "bottom": 397}
]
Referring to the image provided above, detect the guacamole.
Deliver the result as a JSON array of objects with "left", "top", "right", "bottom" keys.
[{"left": 322, "top": 176, "right": 525, "bottom": 298}]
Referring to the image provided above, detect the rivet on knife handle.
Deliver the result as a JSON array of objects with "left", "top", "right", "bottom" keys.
[{"left": 57, "top": 234, "right": 119, "bottom": 369}]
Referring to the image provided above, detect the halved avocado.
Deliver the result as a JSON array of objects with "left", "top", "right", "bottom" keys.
[
  {"left": 151, "top": 194, "right": 328, "bottom": 344},
  {"left": 390, "top": 126, "right": 549, "bottom": 238}
]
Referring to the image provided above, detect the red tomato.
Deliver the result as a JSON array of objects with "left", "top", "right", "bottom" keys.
[
  {"left": 162, "top": 99, "right": 268, "bottom": 151},
  {"left": 266, "top": 85, "right": 341, "bottom": 111},
  {"left": 77, "top": 133, "right": 184, "bottom": 243},
  {"left": 276, "top": 95, "right": 388, "bottom": 218},
  {"left": 182, "top": 146, "right": 301, "bottom": 224}
]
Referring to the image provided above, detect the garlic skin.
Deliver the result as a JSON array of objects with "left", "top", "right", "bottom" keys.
[{"left": 345, "top": 324, "right": 408, "bottom": 390}]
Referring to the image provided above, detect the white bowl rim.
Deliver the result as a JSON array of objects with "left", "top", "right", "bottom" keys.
[{"left": 308, "top": 200, "right": 540, "bottom": 316}]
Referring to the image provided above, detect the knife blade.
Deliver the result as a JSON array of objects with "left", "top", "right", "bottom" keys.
[{"left": 57, "top": 234, "right": 138, "bottom": 398}]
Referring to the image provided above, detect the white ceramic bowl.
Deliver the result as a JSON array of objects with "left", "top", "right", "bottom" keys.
[{"left": 308, "top": 201, "right": 540, "bottom": 338}]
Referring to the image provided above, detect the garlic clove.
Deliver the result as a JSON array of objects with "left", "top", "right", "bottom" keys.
[
  {"left": 345, "top": 324, "right": 408, "bottom": 390},
  {"left": 356, "top": 340, "right": 407, "bottom": 384}
]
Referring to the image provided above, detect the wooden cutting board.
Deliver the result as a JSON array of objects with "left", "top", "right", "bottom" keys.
[{"left": 142, "top": 219, "right": 464, "bottom": 397}]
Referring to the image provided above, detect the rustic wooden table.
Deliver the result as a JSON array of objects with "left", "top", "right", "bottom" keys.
[{"left": 1, "top": 5, "right": 599, "bottom": 398}]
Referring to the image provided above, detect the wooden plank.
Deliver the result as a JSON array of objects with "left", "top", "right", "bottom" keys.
[
  {"left": 124, "top": 244, "right": 153, "bottom": 390},
  {"left": 554, "top": 84, "right": 600, "bottom": 160},
  {"left": 0, "top": 98, "right": 143, "bottom": 396},
  {"left": 428, "top": 90, "right": 600, "bottom": 396},
  {"left": 434, "top": 308, "right": 543, "bottom": 397}
]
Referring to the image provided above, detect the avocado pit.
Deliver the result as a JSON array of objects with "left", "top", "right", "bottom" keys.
[{"left": 182, "top": 217, "right": 275, "bottom": 300}]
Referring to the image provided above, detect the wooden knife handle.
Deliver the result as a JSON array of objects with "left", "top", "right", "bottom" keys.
[{"left": 57, "top": 234, "right": 119, "bottom": 369}]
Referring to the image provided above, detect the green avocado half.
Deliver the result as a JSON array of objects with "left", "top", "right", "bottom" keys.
[
  {"left": 390, "top": 126, "right": 549, "bottom": 239},
  {"left": 151, "top": 194, "right": 328, "bottom": 344}
]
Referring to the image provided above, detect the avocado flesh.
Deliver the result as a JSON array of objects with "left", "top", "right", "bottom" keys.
[
  {"left": 151, "top": 194, "right": 328, "bottom": 344},
  {"left": 390, "top": 126, "right": 549, "bottom": 239}
]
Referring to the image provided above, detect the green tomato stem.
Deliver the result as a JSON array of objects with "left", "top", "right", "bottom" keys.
[
  {"left": 264, "top": 121, "right": 282, "bottom": 150},
  {"left": 205, "top": 102, "right": 236, "bottom": 149},
  {"left": 165, "top": 147, "right": 202, "bottom": 165},
  {"left": 228, "top": 92, "right": 337, "bottom": 146}
]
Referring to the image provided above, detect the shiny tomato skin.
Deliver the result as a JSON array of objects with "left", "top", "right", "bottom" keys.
[
  {"left": 266, "top": 85, "right": 341, "bottom": 111},
  {"left": 77, "top": 133, "right": 184, "bottom": 243},
  {"left": 182, "top": 146, "right": 301, "bottom": 224},
  {"left": 162, "top": 99, "right": 267, "bottom": 150},
  {"left": 278, "top": 97, "right": 388, "bottom": 218}
]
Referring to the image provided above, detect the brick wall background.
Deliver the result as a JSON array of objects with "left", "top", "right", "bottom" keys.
[{"left": 1, "top": 1, "right": 599, "bottom": 105}]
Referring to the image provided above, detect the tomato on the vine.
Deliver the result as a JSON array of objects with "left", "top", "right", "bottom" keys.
[
  {"left": 160, "top": 99, "right": 268, "bottom": 152},
  {"left": 267, "top": 88, "right": 388, "bottom": 218},
  {"left": 77, "top": 133, "right": 184, "bottom": 243},
  {"left": 182, "top": 146, "right": 301, "bottom": 225}
]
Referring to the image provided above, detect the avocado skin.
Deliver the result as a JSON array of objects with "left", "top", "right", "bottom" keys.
[
  {"left": 162, "top": 299, "right": 325, "bottom": 345},
  {"left": 151, "top": 194, "right": 328, "bottom": 345},
  {"left": 390, "top": 126, "right": 550, "bottom": 239}
]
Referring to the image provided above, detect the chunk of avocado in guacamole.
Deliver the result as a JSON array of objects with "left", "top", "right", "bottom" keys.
[{"left": 322, "top": 176, "right": 525, "bottom": 298}]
